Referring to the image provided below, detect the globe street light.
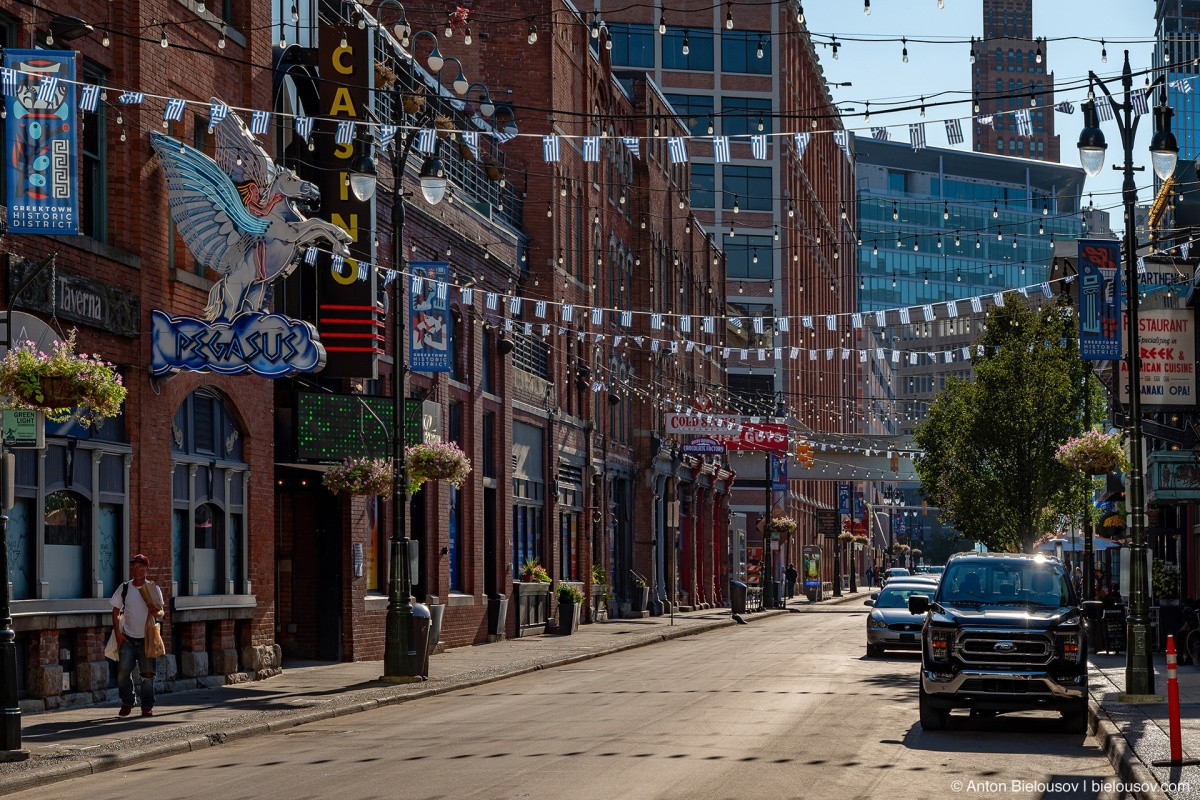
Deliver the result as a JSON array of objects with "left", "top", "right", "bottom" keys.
[{"left": 1077, "top": 50, "right": 1177, "bottom": 698}]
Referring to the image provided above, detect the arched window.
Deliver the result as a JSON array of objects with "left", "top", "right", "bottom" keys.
[{"left": 171, "top": 389, "right": 248, "bottom": 597}]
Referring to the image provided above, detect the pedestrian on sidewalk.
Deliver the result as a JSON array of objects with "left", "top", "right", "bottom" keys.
[
  {"left": 110, "top": 554, "right": 165, "bottom": 718},
  {"left": 866, "top": 565, "right": 875, "bottom": 588},
  {"left": 785, "top": 564, "right": 798, "bottom": 600}
]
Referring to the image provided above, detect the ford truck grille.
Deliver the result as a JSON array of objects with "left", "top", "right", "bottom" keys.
[{"left": 955, "top": 629, "right": 1052, "bottom": 667}]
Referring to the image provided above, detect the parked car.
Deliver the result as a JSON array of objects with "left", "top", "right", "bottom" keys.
[
  {"left": 865, "top": 583, "right": 937, "bottom": 657},
  {"left": 908, "top": 552, "right": 1104, "bottom": 733},
  {"left": 882, "top": 567, "right": 910, "bottom": 586}
]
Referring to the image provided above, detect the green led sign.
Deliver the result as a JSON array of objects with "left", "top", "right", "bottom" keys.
[{"left": 295, "top": 392, "right": 423, "bottom": 463}]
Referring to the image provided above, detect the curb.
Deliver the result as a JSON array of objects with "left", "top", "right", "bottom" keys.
[
  {"left": 1089, "top": 697, "right": 1173, "bottom": 800},
  {"left": 0, "top": 609, "right": 787, "bottom": 795}
]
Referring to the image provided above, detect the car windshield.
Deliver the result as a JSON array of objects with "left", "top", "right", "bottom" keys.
[
  {"left": 887, "top": 568, "right": 909, "bottom": 577},
  {"left": 940, "top": 561, "right": 1073, "bottom": 607},
  {"left": 875, "top": 586, "right": 932, "bottom": 609}
]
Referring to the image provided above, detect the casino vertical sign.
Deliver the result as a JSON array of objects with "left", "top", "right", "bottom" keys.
[{"left": 4, "top": 51, "right": 79, "bottom": 235}]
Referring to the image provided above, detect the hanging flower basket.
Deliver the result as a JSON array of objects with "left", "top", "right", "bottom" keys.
[
  {"left": 1056, "top": 430, "right": 1127, "bottom": 475},
  {"left": 766, "top": 516, "right": 797, "bottom": 537},
  {"left": 911, "top": 548, "right": 923, "bottom": 557},
  {"left": 0, "top": 330, "right": 126, "bottom": 427},
  {"left": 322, "top": 457, "right": 393, "bottom": 496},
  {"left": 893, "top": 543, "right": 911, "bottom": 554},
  {"left": 406, "top": 441, "right": 472, "bottom": 496},
  {"left": 854, "top": 535, "right": 870, "bottom": 547},
  {"left": 837, "top": 531, "right": 855, "bottom": 543}
]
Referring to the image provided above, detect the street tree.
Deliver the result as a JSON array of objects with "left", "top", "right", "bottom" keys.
[{"left": 913, "top": 296, "right": 1091, "bottom": 553}]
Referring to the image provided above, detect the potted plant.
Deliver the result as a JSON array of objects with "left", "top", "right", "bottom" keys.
[
  {"left": 406, "top": 441, "right": 471, "bottom": 495},
  {"left": 514, "top": 559, "right": 552, "bottom": 638},
  {"left": 520, "top": 558, "right": 550, "bottom": 583},
  {"left": 767, "top": 516, "right": 797, "bottom": 538},
  {"left": 322, "top": 457, "right": 393, "bottom": 496},
  {"left": 556, "top": 582, "right": 583, "bottom": 635},
  {"left": 853, "top": 535, "right": 870, "bottom": 548},
  {"left": 591, "top": 563, "right": 609, "bottom": 622},
  {"left": 0, "top": 330, "right": 127, "bottom": 427},
  {"left": 1153, "top": 559, "right": 1181, "bottom": 602},
  {"left": 631, "top": 575, "right": 650, "bottom": 613},
  {"left": 1056, "top": 430, "right": 1128, "bottom": 475}
]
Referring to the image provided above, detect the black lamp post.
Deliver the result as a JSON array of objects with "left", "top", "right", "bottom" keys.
[{"left": 1078, "top": 50, "right": 1178, "bottom": 698}]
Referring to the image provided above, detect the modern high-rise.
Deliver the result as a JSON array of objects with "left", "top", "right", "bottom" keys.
[
  {"left": 972, "top": 0, "right": 1060, "bottom": 161},
  {"left": 1154, "top": 0, "right": 1200, "bottom": 162}
]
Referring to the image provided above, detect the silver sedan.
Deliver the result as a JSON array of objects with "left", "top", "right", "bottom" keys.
[{"left": 864, "top": 583, "right": 935, "bottom": 657}]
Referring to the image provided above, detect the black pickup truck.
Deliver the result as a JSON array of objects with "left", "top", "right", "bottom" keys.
[{"left": 908, "top": 552, "right": 1104, "bottom": 732}]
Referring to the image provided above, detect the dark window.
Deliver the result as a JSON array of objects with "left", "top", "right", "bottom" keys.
[
  {"left": 721, "top": 30, "right": 770, "bottom": 74},
  {"left": 608, "top": 22, "right": 654, "bottom": 68},
  {"left": 722, "top": 166, "right": 772, "bottom": 211},
  {"left": 690, "top": 163, "right": 714, "bottom": 209},
  {"left": 663, "top": 93, "right": 714, "bottom": 137},
  {"left": 450, "top": 310, "right": 465, "bottom": 382},
  {"left": 662, "top": 27, "right": 714, "bottom": 71},
  {"left": 727, "top": 373, "right": 775, "bottom": 416},
  {"left": 480, "top": 326, "right": 494, "bottom": 393},
  {"left": 79, "top": 61, "right": 108, "bottom": 241},
  {"left": 44, "top": 491, "right": 85, "bottom": 546},
  {"left": 724, "top": 234, "right": 773, "bottom": 279},
  {"left": 726, "top": 302, "right": 773, "bottom": 348},
  {"left": 482, "top": 412, "right": 496, "bottom": 478},
  {"left": 722, "top": 96, "right": 772, "bottom": 136}
]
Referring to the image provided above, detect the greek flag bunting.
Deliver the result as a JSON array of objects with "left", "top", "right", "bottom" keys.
[
  {"left": 1040, "top": 282, "right": 1053, "bottom": 297},
  {"left": 801, "top": 316, "right": 813, "bottom": 329},
  {"left": 461, "top": 288, "right": 474, "bottom": 306},
  {"left": 1015, "top": 109, "right": 1032, "bottom": 137},
  {"left": 945, "top": 300, "right": 958, "bottom": 318},
  {"left": 583, "top": 136, "right": 600, "bottom": 162},
  {"left": 416, "top": 128, "right": 437, "bottom": 154},
  {"left": 971, "top": 296, "right": 982, "bottom": 313},
  {"left": 730, "top": 317, "right": 743, "bottom": 329},
  {"left": 523, "top": 323, "right": 532, "bottom": 336},
  {"left": 485, "top": 292, "right": 498, "bottom": 311},
  {"left": 295, "top": 116, "right": 314, "bottom": 142},
  {"left": 332, "top": 253, "right": 344, "bottom": 275},
  {"left": 35, "top": 76, "right": 59, "bottom": 104},
  {"left": 703, "top": 316, "right": 714, "bottom": 333},
  {"left": 922, "top": 304, "right": 935, "bottom": 321},
  {"left": 508, "top": 296, "right": 522, "bottom": 315},
  {"left": 250, "top": 110, "right": 271, "bottom": 135},
  {"left": 668, "top": 137, "right": 688, "bottom": 163},
  {"left": 809, "top": 349, "right": 817, "bottom": 361},
  {"left": 977, "top": 114, "right": 994, "bottom": 128},
  {"left": 778, "top": 317, "right": 789, "bottom": 332},
  {"left": 620, "top": 311, "right": 632, "bottom": 327},
  {"left": 119, "top": 91, "right": 145, "bottom": 105},
  {"left": 1095, "top": 95, "right": 1113, "bottom": 121},
  {"left": 757, "top": 349, "right": 766, "bottom": 362},
  {"left": 712, "top": 136, "right": 731, "bottom": 163},
  {"left": 79, "top": 83, "right": 100, "bottom": 112},
  {"left": 752, "top": 316, "right": 764, "bottom": 334},
  {"left": 622, "top": 136, "right": 640, "bottom": 157},
  {"left": 751, "top": 135, "right": 767, "bottom": 159},
  {"left": 534, "top": 300, "right": 546, "bottom": 318},
  {"left": 163, "top": 98, "right": 187, "bottom": 122},
  {"left": 591, "top": 308, "right": 603, "bottom": 325},
  {"left": 945, "top": 118, "right": 964, "bottom": 145},
  {"left": 851, "top": 313, "right": 862, "bottom": 329},
  {"left": 493, "top": 126, "right": 518, "bottom": 144},
  {"left": 1131, "top": 88, "right": 1150, "bottom": 117},
  {"left": 909, "top": 123, "right": 926, "bottom": 150},
  {"left": 376, "top": 124, "right": 398, "bottom": 149},
  {"left": 1171, "top": 78, "right": 1194, "bottom": 95},
  {"left": 826, "top": 315, "right": 837, "bottom": 330},
  {"left": 383, "top": 270, "right": 397, "bottom": 286},
  {"left": 304, "top": 247, "right": 318, "bottom": 265},
  {"left": 789, "top": 347, "right": 800, "bottom": 360},
  {"left": 561, "top": 304, "right": 574, "bottom": 322},
  {"left": 871, "top": 127, "right": 890, "bottom": 141},
  {"left": 993, "top": 292, "right": 1005, "bottom": 307},
  {"left": 680, "top": 315, "right": 691, "bottom": 333},
  {"left": 335, "top": 120, "right": 355, "bottom": 145},
  {"left": 651, "top": 313, "right": 663, "bottom": 330},
  {"left": 460, "top": 131, "right": 478, "bottom": 160},
  {"left": 909, "top": 352, "right": 918, "bottom": 365},
  {"left": 833, "top": 129, "right": 851, "bottom": 159},
  {"left": 793, "top": 132, "right": 811, "bottom": 159},
  {"left": 899, "top": 307, "right": 911, "bottom": 324},
  {"left": 1055, "top": 101, "right": 1075, "bottom": 114},
  {"left": 1, "top": 68, "right": 17, "bottom": 98},
  {"left": 859, "top": 350, "right": 868, "bottom": 363},
  {"left": 542, "top": 135, "right": 560, "bottom": 162},
  {"left": 874, "top": 310, "right": 886, "bottom": 327},
  {"left": 892, "top": 350, "right": 901, "bottom": 363},
  {"left": 208, "top": 102, "right": 230, "bottom": 132}
]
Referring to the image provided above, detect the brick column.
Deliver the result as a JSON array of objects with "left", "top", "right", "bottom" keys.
[
  {"left": 27, "top": 629, "right": 62, "bottom": 699},
  {"left": 211, "top": 619, "right": 239, "bottom": 675},
  {"left": 178, "top": 620, "right": 209, "bottom": 678},
  {"left": 75, "top": 626, "right": 110, "bottom": 694}
]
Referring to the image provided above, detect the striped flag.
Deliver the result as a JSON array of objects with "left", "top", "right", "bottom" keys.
[
  {"left": 493, "top": 126, "right": 518, "bottom": 144},
  {"left": 620, "top": 311, "right": 632, "bottom": 327},
  {"left": 583, "top": 135, "right": 600, "bottom": 162},
  {"left": 79, "top": 83, "right": 100, "bottom": 112},
  {"left": 35, "top": 76, "right": 59, "bottom": 104},
  {"left": 712, "top": 135, "right": 731, "bottom": 163},
  {"left": 542, "top": 134, "right": 560, "bottom": 162},
  {"left": 1055, "top": 100, "right": 1075, "bottom": 114},
  {"left": 833, "top": 129, "right": 851, "bottom": 158},
  {"left": 1095, "top": 95, "right": 1113, "bottom": 122},
  {"left": 750, "top": 134, "right": 767, "bottom": 159},
  {"left": 1130, "top": 87, "right": 1149, "bottom": 117},
  {"left": 1170, "top": 78, "right": 1194, "bottom": 95},
  {"left": 250, "top": 110, "right": 271, "bottom": 135},
  {"left": 622, "top": 136, "right": 640, "bottom": 157},
  {"left": 909, "top": 122, "right": 926, "bottom": 150},
  {"left": 871, "top": 127, "right": 890, "bottom": 141},
  {"left": 335, "top": 119, "right": 355, "bottom": 145},
  {"left": 295, "top": 116, "right": 314, "bottom": 142},
  {"left": 304, "top": 247, "right": 318, "bottom": 265},
  {"left": 416, "top": 128, "right": 437, "bottom": 154},
  {"left": 1, "top": 68, "right": 17, "bottom": 98},
  {"left": 977, "top": 114, "right": 994, "bottom": 127},
  {"left": 376, "top": 124, "right": 397, "bottom": 150},
  {"left": 945, "top": 118, "right": 964, "bottom": 145},
  {"left": 668, "top": 136, "right": 688, "bottom": 163},
  {"left": 461, "top": 131, "right": 479, "bottom": 159},
  {"left": 118, "top": 91, "right": 145, "bottom": 105},
  {"left": 163, "top": 98, "right": 187, "bottom": 122},
  {"left": 793, "top": 131, "right": 811, "bottom": 159},
  {"left": 1015, "top": 108, "right": 1032, "bottom": 137},
  {"left": 208, "top": 101, "right": 230, "bottom": 131},
  {"left": 561, "top": 304, "right": 574, "bottom": 322}
]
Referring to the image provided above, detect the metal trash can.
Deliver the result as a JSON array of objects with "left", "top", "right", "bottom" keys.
[
  {"left": 411, "top": 602, "right": 431, "bottom": 678},
  {"left": 729, "top": 580, "right": 747, "bottom": 614}
]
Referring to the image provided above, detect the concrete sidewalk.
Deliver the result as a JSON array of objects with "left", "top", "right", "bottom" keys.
[{"left": 0, "top": 593, "right": 860, "bottom": 795}]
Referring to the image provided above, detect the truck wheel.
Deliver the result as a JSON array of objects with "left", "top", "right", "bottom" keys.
[
  {"left": 867, "top": 644, "right": 885, "bottom": 658},
  {"left": 919, "top": 684, "right": 948, "bottom": 731},
  {"left": 1061, "top": 699, "right": 1088, "bottom": 734}
]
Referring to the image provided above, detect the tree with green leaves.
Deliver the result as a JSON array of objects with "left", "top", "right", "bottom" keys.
[{"left": 913, "top": 296, "right": 1094, "bottom": 553}]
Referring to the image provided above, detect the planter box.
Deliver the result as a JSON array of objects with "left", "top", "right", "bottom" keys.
[
  {"left": 487, "top": 595, "right": 509, "bottom": 637},
  {"left": 631, "top": 586, "right": 650, "bottom": 613},
  {"left": 512, "top": 582, "right": 551, "bottom": 637},
  {"left": 558, "top": 601, "right": 581, "bottom": 635}
]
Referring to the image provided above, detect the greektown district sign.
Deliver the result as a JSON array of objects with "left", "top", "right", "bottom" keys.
[{"left": 149, "top": 103, "right": 351, "bottom": 378}]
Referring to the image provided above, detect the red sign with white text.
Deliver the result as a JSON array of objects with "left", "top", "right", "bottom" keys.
[{"left": 715, "top": 422, "right": 788, "bottom": 451}]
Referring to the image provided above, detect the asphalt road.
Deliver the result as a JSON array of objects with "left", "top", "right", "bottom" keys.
[{"left": 17, "top": 605, "right": 1131, "bottom": 800}]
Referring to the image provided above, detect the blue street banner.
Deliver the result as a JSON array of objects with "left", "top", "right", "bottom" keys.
[
  {"left": 1077, "top": 239, "right": 1121, "bottom": 361},
  {"left": 4, "top": 50, "right": 79, "bottom": 235},
  {"left": 838, "top": 483, "right": 851, "bottom": 515},
  {"left": 896, "top": 513, "right": 907, "bottom": 537},
  {"left": 409, "top": 261, "right": 452, "bottom": 372},
  {"left": 770, "top": 451, "right": 788, "bottom": 491}
]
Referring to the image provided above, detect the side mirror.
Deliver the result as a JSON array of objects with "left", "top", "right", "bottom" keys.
[
  {"left": 1081, "top": 600, "right": 1104, "bottom": 621},
  {"left": 863, "top": 599, "right": 875, "bottom": 607},
  {"left": 870, "top": 592, "right": 879, "bottom": 600},
  {"left": 909, "top": 594, "right": 930, "bottom": 615}
]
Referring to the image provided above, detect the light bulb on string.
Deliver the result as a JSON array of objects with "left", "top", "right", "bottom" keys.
[
  {"left": 161, "top": 26, "right": 169, "bottom": 48},
  {"left": 901, "top": 38, "right": 908, "bottom": 63},
  {"left": 726, "top": 3, "right": 734, "bottom": 29},
  {"left": 102, "top": 30, "right": 110, "bottom": 47},
  {"left": 682, "top": 33, "right": 690, "bottom": 56},
  {"left": 864, "top": 0, "right": 871, "bottom": 14},
  {"left": 1101, "top": 39, "right": 1107, "bottom": 63}
]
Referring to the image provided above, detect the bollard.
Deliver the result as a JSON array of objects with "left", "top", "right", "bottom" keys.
[{"left": 1151, "top": 635, "right": 1200, "bottom": 766}]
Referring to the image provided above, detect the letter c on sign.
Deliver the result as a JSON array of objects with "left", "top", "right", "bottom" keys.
[{"left": 333, "top": 45, "right": 354, "bottom": 75}]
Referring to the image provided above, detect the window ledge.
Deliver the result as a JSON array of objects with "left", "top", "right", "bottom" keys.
[
  {"left": 364, "top": 594, "right": 388, "bottom": 612},
  {"left": 446, "top": 593, "right": 474, "bottom": 607},
  {"left": 46, "top": 233, "right": 139, "bottom": 270},
  {"left": 172, "top": 594, "right": 255, "bottom": 610},
  {"left": 174, "top": 269, "right": 212, "bottom": 291}
]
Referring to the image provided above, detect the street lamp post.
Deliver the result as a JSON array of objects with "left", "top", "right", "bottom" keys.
[{"left": 1078, "top": 50, "right": 1178, "bottom": 698}]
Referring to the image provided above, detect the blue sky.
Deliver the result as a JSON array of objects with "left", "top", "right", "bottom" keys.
[{"left": 809, "top": 0, "right": 1159, "bottom": 226}]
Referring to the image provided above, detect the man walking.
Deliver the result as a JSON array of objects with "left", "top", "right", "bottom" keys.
[
  {"left": 784, "top": 563, "right": 798, "bottom": 601},
  {"left": 111, "top": 554, "right": 165, "bottom": 717}
]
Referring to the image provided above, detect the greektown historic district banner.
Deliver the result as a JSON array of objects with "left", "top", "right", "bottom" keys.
[
  {"left": 409, "top": 261, "right": 452, "bottom": 372},
  {"left": 1077, "top": 239, "right": 1121, "bottom": 361},
  {"left": 4, "top": 50, "right": 79, "bottom": 235}
]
